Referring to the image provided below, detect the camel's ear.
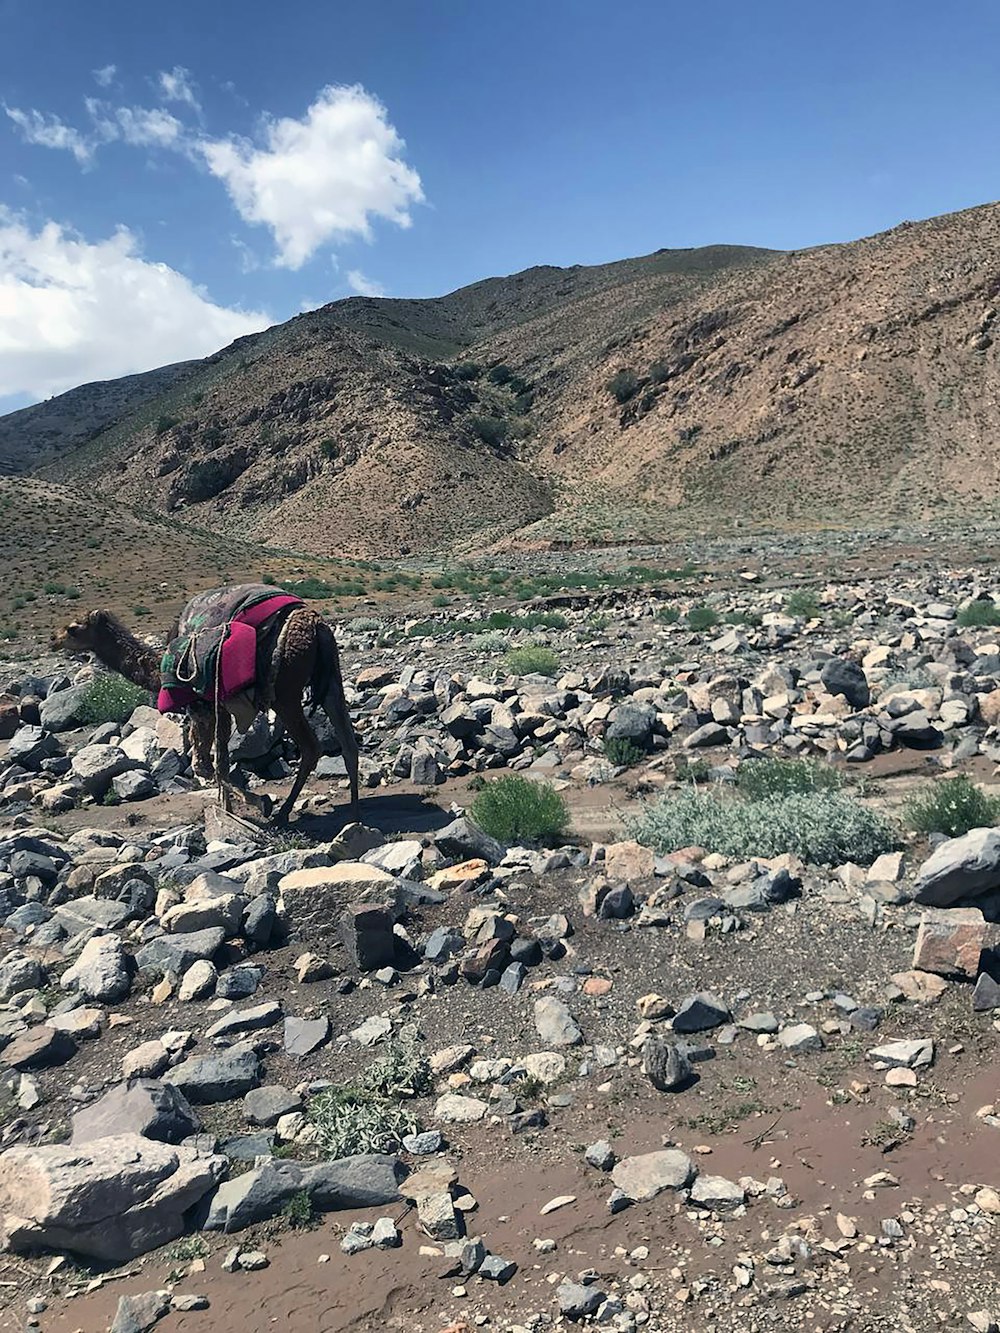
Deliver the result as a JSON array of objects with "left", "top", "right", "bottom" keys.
[{"left": 87, "top": 610, "right": 110, "bottom": 628}]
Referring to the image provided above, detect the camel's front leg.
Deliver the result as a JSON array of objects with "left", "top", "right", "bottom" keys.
[{"left": 273, "top": 699, "right": 320, "bottom": 824}]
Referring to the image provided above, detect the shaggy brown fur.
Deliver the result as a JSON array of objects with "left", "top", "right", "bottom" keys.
[{"left": 54, "top": 604, "right": 360, "bottom": 825}]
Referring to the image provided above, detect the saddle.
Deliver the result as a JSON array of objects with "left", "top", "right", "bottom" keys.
[{"left": 157, "top": 585, "right": 303, "bottom": 724}]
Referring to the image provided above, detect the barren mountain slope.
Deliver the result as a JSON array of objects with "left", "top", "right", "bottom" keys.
[
  {"left": 0, "top": 360, "right": 197, "bottom": 475},
  {"left": 506, "top": 202, "right": 1000, "bottom": 538},
  {"left": 19, "top": 201, "right": 1000, "bottom": 555}
]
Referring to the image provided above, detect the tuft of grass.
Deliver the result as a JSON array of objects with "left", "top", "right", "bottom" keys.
[
  {"left": 627, "top": 788, "right": 898, "bottom": 866},
  {"left": 471, "top": 774, "right": 570, "bottom": 845},
  {"left": 505, "top": 645, "right": 559, "bottom": 677},
  {"left": 608, "top": 369, "right": 639, "bottom": 403},
  {"left": 686, "top": 605, "right": 719, "bottom": 631},
  {"left": 604, "top": 737, "right": 646, "bottom": 768},
  {"left": 656, "top": 606, "right": 680, "bottom": 624},
  {"left": 786, "top": 589, "right": 821, "bottom": 619},
  {"left": 904, "top": 775, "right": 1000, "bottom": 839},
  {"left": 957, "top": 601, "right": 1000, "bottom": 628},
  {"left": 736, "top": 758, "right": 843, "bottom": 801},
  {"left": 76, "top": 675, "right": 150, "bottom": 725}
]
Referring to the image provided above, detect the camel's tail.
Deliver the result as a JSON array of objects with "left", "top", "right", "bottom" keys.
[{"left": 314, "top": 620, "right": 360, "bottom": 813}]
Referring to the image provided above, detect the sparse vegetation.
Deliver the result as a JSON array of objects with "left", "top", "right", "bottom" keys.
[
  {"left": 786, "top": 589, "right": 821, "bottom": 619},
  {"left": 904, "top": 774, "right": 1000, "bottom": 838},
  {"left": 607, "top": 368, "right": 639, "bottom": 403},
  {"left": 604, "top": 737, "right": 646, "bottom": 768},
  {"left": 76, "top": 675, "right": 150, "bottom": 725},
  {"left": 957, "top": 600, "right": 1000, "bottom": 628},
  {"left": 471, "top": 774, "right": 570, "bottom": 844},
  {"left": 281, "top": 1190, "right": 316, "bottom": 1230},
  {"left": 736, "top": 757, "right": 843, "bottom": 801},
  {"left": 468, "top": 414, "right": 509, "bottom": 448},
  {"left": 309, "top": 1087, "right": 418, "bottom": 1160},
  {"left": 686, "top": 604, "right": 719, "bottom": 631},
  {"left": 505, "top": 645, "right": 559, "bottom": 677},
  {"left": 628, "top": 788, "right": 897, "bottom": 865},
  {"left": 154, "top": 415, "right": 179, "bottom": 436}
]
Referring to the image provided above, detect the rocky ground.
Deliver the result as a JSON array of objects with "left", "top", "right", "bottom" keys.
[{"left": 3, "top": 559, "right": 1000, "bottom": 1332}]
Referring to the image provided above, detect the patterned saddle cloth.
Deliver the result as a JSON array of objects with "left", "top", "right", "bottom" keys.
[{"left": 157, "top": 584, "right": 302, "bottom": 714}]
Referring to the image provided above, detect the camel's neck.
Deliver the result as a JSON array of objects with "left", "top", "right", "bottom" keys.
[{"left": 90, "top": 622, "right": 162, "bottom": 693}]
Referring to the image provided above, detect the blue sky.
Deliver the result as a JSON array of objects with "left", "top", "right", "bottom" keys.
[{"left": 2, "top": 0, "right": 999, "bottom": 412}]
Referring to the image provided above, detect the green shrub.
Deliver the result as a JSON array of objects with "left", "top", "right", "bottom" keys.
[
  {"left": 627, "top": 789, "right": 897, "bottom": 865},
  {"left": 674, "top": 756, "right": 712, "bottom": 784},
  {"left": 468, "top": 414, "right": 509, "bottom": 448},
  {"left": 957, "top": 601, "right": 1000, "bottom": 628},
  {"left": 453, "top": 362, "right": 482, "bottom": 380},
  {"left": 607, "top": 369, "right": 639, "bottom": 403},
  {"left": 472, "top": 630, "right": 509, "bottom": 653},
  {"left": 904, "top": 775, "right": 1000, "bottom": 839},
  {"left": 319, "top": 439, "right": 339, "bottom": 459},
  {"left": 604, "top": 737, "right": 646, "bottom": 768},
  {"left": 736, "top": 758, "right": 843, "bottom": 801},
  {"left": 154, "top": 415, "right": 179, "bottom": 436},
  {"left": 656, "top": 606, "right": 680, "bottom": 624},
  {"left": 471, "top": 775, "right": 570, "bottom": 844},
  {"left": 43, "top": 581, "right": 66, "bottom": 595},
  {"left": 686, "top": 605, "right": 719, "bottom": 631},
  {"left": 76, "top": 675, "right": 150, "bottom": 725},
  {"left": 281, "top": 1190, "right": 315, "bottom": 1230},
  {"left": 649, "top": 360, "right": 671, "bottom": 384},
  {"left": 505, "top": 645, "right": 559, "bottom": 677},
  {"left": 786, "top": 589, "right": 821, "bottom": 619},
  {"left": 309, "top": 1088, "right": 417, "bottom": 1160}
]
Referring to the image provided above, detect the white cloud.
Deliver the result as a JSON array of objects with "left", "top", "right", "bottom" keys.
[
  {"left": 200, "top": 84, "right": 422, "bottom": 269},
  {"left": 85, "top": 99, "right": 183, "bottom": 148},
  {"left": 4, "top": 106, "right": 94, "bottom": 165},
  {"left": 0, "top": 209, "right": 269, "bottom": 400},
  {"left": 159, "top": 66, "right": 200, "bottom": 112},
  {"left": 93, "top": 64, "right": 117, "bottom": 88},
  {"left": 346, "top": 269, "right": 385, "bottom": 297}
]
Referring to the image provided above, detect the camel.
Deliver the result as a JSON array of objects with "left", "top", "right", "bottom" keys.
[{"left": 53, "top": 598, "right": 360, "bottom": 825}]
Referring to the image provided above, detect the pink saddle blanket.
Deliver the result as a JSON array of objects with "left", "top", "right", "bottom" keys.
[{"left": 156, "top": 593, "right": 301, "bottom": 713}]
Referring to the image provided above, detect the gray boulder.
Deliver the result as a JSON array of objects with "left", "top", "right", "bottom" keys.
[
  {"left": 672, "top": 991, "right": 731, "bottom": 1032},
  {"left": 0, "top": 1133, "right": 226, "bottom": 1261},
  {"left": 821, "top": 658, "right": 870, "bottom": 709},
  {"left": 434, "top": 817, "right": 505, "bottom": 865},
  {"left": 71, "top": 744, "right": 134, "bottom": 796},
  {"left": 203, "top": 1154, "right": 401, "bottom": 1232},
  {"left": 533, "top": 996, "right": 582, "bottom": 1047},
  {"left": 606, "top": 703, "right": 656, "bottom": 749},
  {"left": 61, "top": 934, "right": 131, "bottom": 1002},
  {"left": 7, "top": 726, "right": 60, "bottom": 769},
  {"left": 38, "top": 684, "right": 92, "bottom": 732},
  {"left": 162, "top": 1047, "right": 260, "bottom": 1103},
  {"left": 913, "top": 828, "right": 1000, "bottom": 908},
  {"left": 71, "top": 1079, "right": 202, "bottom": 1145},
  {"left": 135, "top": 928, "right": 225, "bottom": 978}
]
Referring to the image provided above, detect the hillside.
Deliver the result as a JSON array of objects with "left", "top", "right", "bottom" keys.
[{"left": 6, "top": 202, "right": 1000, "bottom": 555}]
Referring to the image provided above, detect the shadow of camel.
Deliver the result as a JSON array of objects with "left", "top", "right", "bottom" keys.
[{"left": 291, "top": 791, "right": 456, "bottom": 842}]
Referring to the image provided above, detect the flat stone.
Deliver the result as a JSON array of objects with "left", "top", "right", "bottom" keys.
[
  {"left": 890, "top": 970, "right": 948, "bottom": 1003},
  {"left": 777, "top": 1023, "right": 823, "bottom": 1053},
  {"left": 1, "top": 1025, "right": 76, "bottom": 1071},
  {"left": 278, "top": 863, "right": 397, "bottom": 939},
  {"left": 533, "top": 996, "right": 582, "bottom": 1047},
  {"left": 70, "top": 1079, "right": 201, "bottom": 1145},
  {"left": 867, "top": 1038, "right": 934, "bottom": 1069},
  {"left": 162, "top": 1047, "right": 260, "bottom": 1103},
  {"left": 611, "top": 1149, "right": 695, "bottom": 1202},
  {"left": 135, "top": 928, "right": 225, "bottom": 979},
  {"left": 673, "top": 991, "right": 730, "bottom": 1033},
  {"left": 913, "top": 828, "right": 1000, "bottom": 908},
  {"left": 912, "top": 907, "right": 995, "bottom": 978},
  {"left": 283, "top": 1014, "right": 330, "bottom": 1057},
  {"left": 204, "top": 1001, "right": 282, "bottom": 1041},
  {"left": 690, "top": 1174, "right": 745, "bottom": 1211},
  {"left": 434, "top": 1093, "right": 488, "bottom": 1123},
  {"left": 243, "top": 1086, "right": 303, "bottom": 1127}
]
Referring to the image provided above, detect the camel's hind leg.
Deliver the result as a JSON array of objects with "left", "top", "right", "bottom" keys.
[
  {"left": 272, "top": 698, "right": 320, "bottom": 824},
  {"left": 322, "top": 681, "right": 360, "bottom": 817}
]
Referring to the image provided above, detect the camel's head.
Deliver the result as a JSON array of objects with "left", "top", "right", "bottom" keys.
[{"left": 52, "top": 610, "right": 113, "bottom": 655}]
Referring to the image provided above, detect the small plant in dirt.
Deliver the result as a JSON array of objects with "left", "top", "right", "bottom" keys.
[
  {"left": 628, "top": 789, "right": 898, "bottom": 866},
  {"left": 472, "top": 630, "right": 509, "bottom": 653},
  {"left": 281, "top": 1190, "right": 316, "bottom": 1230},
  {"left": 656, "top": 606, "right": 680, "bottom": 624},
  {"left": 736, "top": 758, "right": 843, "bottom": 800},
  {"left": 957, "top": 600, "right": 1000, "bottom": 628},
  {"left": 505, "top": 645, "right": 559, "bottom": 677},
  {"left": 603, "top": 737, "right": 646, "bottom": 768},
  {"left": 904, "top": 774, "right": 1000, "bottom": 839},
  {"left": 471, "top": 774, "right": 570, "bottom": 845},
  {"left": 674, "top": 756, "right": 713, "bottom": 784},
  {"left": 154, "top": 414, "right": 179, "bottom": 436},
  {"left": 686, "top": 604, "right": 719, "bottom": 631},
  {"left": 166, "top": 1236, "right": 208, "bottom": 1262},
  {"left": 358, "top": 1040, "right": 432, "bottom": 1099},
  {"left": 607, "top": 368, "right": 639, "bottom": 403},
  {"left": 786, "top": 589, "right": 821, "bottom": 619},
  {"left": 468, "top": 414, "right": 509, "bottom": 448},
  {"left": 76, "top": 675, "right": 150, "bottom": 725}
]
